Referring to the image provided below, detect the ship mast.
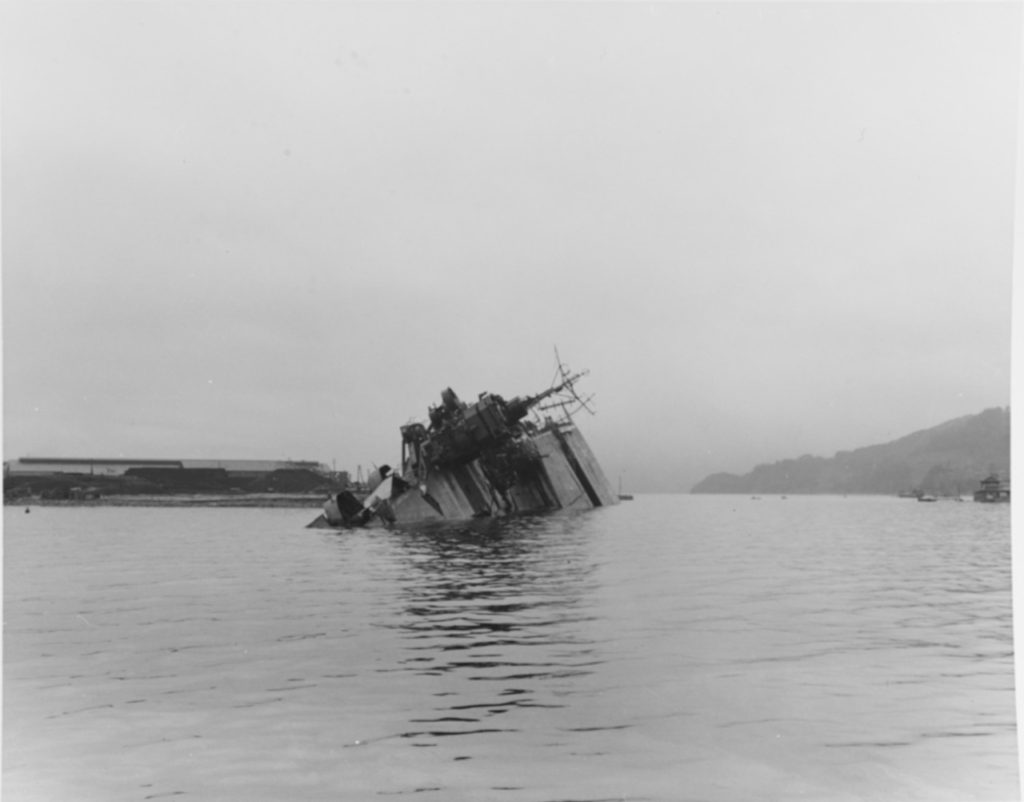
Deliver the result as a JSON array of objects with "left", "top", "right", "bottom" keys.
[{"left": 533, "top": 347, "right": 596, "bottom": 421}]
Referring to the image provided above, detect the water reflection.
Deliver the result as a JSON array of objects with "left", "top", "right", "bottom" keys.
[{"left": 357, "top": 514, "right": 604, "bottom": 746}]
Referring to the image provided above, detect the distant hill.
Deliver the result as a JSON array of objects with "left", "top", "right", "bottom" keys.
[{"left": 691, "top": 407, "right": 1010, "bottom": 495}]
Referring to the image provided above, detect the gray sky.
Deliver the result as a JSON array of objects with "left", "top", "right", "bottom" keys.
[{"left": 2, "top": 2, "right": 1018, "bottom": 492}]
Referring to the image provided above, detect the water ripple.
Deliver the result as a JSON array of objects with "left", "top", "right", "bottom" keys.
[{"left": 2, "top": 498, "right": 1015, "bottom": 801}]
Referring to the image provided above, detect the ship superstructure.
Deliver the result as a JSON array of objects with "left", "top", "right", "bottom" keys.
[{"left": 314, "top": 360, "right": 617, "bottom": 527}]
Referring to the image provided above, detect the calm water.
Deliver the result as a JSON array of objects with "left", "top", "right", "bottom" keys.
[{"left": 3, "top": 495, "right": 1017, "bottom": 801}]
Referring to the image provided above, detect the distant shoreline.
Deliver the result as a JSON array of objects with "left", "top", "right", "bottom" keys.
[{"left": 8, "top": 493, "right": 326, "bottom": 509}]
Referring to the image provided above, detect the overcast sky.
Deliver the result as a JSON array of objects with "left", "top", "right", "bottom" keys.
[{"left": 2, "top": 2, "right": 1019, "bottom": 492}]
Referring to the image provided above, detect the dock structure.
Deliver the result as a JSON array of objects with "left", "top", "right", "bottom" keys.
[
  {"left": 4, "top": 457, "right": 341, "bottom": 501},
  {"left": 5, "top": 457, "right": 330, "bottom": 478}
]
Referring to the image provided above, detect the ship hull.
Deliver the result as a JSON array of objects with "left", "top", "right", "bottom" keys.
[
  {"left": 388, "top": 423, "right": 617, "bottom": 524},
  {"left": 315, "top": 422, "right": 616, "bottom": 528}
]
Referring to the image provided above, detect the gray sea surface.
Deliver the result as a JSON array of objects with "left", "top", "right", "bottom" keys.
[{"left": 3, "top": 495, "right": 1017, "bottom": 801}]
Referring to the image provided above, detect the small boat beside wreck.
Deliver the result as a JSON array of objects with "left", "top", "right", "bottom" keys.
[{"left": 310, "top": 362, "right": 618, "bottom": 528}]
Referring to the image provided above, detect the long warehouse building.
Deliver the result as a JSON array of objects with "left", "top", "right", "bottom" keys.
[{"left": 4, "top": 457, "right": 330, "bottom": 478}]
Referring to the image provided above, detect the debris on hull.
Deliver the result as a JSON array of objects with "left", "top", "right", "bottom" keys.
[{"left": 313, "top": 360, "right": 617, "bottom": 528}]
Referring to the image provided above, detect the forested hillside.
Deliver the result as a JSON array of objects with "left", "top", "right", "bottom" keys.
[{"left": 691, "top": 407, "right": 1009, "bottom": 495}]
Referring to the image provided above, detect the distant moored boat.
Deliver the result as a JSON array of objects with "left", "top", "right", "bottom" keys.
[{"left": 973, "top": 474, "right": 1010, "bottom": 503}]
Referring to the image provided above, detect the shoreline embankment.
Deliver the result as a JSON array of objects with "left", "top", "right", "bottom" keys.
[{"left": 8, "top": 493, "right": 326, "bottom": 509}]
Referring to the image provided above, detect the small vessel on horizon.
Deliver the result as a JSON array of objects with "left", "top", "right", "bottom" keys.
[{"left": 973, "top": 474, "right": 1010, "bottom": 503}]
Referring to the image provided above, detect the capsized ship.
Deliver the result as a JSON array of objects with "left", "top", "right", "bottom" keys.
[{"left": 311, "top": 363, "right": 618, "bottom": 528}]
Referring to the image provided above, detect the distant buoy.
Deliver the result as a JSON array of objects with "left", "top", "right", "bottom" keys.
[{"left": 25, "top": 508, "right": 30, "bottom": 513}]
